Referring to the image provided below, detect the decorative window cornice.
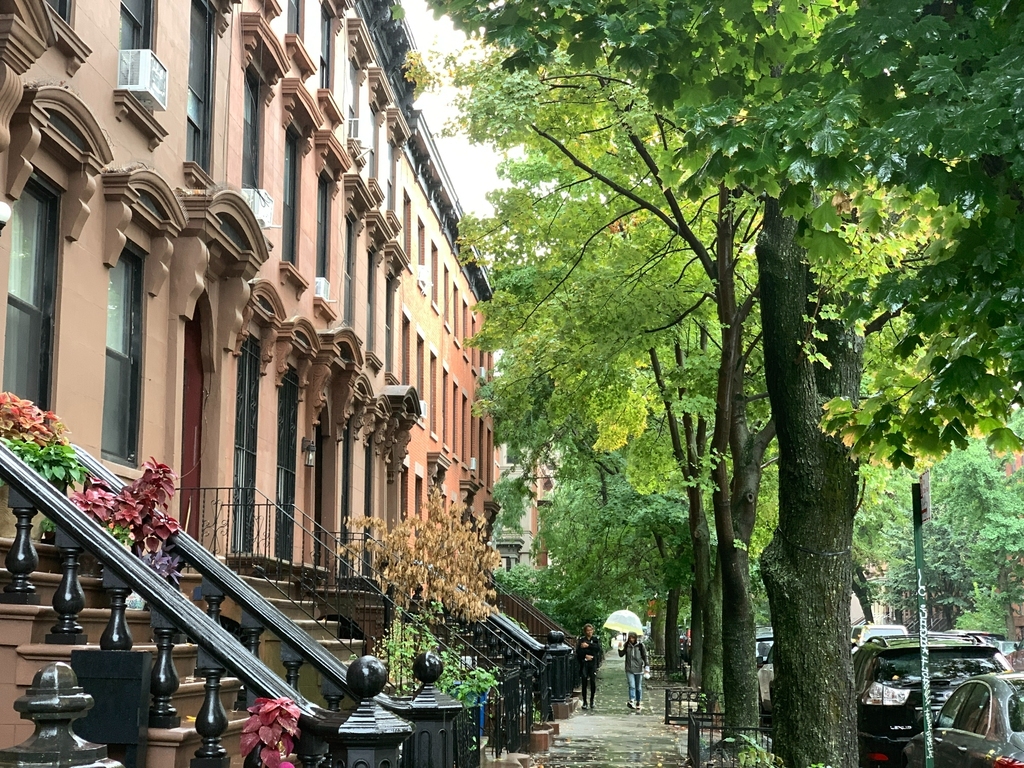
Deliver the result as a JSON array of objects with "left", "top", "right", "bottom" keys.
[
  {"left": 343, "top": 172, "right": 376, "bottom": 218},
  {"left": 366, "top": 66, "right": 393, "bottom": 113},
  {"left": 283, "top": 33, "right": 316, "bottom": 80},
  {"left": 364, "top": 208, "right": 396, "bottom": 252},
  {"left": 177, "top": 188, "right": 270, "bottom": 283},
  {"left": 113, "top": 90, "right": 167, "bottom": 150},
  {"left": 240, "top": 12, "right": 288, "bottom": 88},
  {"left": 317, "top": 88, "right": 343, "bottom": 128},
  {"left": 47, "top": 6, "right": 89, "bottom": 77},
  {"left": 385, "top": 106, "right": 410, "bottom": 147},
  {"left": 345, "top": 17, "right": 374, "bottom": 70},
  {"left": 274, "top": 316, "right": 321, "bottom": 388},
  {"left": 280, "top": 77, "right": 323, "bottom": 140},
  {"left": 314, "top": 128, "right": 351, "bottom": 182},
  {"left": 383, "top": 239, "right": 409, "bottom": 278}
]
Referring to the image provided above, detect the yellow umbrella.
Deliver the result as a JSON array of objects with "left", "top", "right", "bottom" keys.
[{"left": 603, "top": 609, "right": 644, "bottom": 634}]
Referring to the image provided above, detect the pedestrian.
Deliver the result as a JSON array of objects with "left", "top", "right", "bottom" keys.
[
  {"left": 618, "top": 631, "right": 649, "bottom": 710},
  {"left": 576, "top": 623, "right": 603, "bottom": 710}
]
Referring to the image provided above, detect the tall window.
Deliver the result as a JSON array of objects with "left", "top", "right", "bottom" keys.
[
  {"left": 233, "top": 336, "right": 261, "bottom": 552},
  {"left": 384, "top": 276, "right": 395, "bottom": 372},
  {"left": 441, "top": 370, "right": 448, "bottom": 444},
  {"left": 316, "top": 175, "right": 330, "bottom": 278},
  {"left": 429, "top": 353, "right": 437, "bottom": 434},
  {"left": 343, "top": 216, "right": 357, "bottom": 323},
  {"left": 414, "top": 476, "right": 423, "bottom": 518},
  {"left": 363, "top": 440, "right": 374, "bottom": 520},
  {"left": 385, "top": 141, "right": 395, "bottom": 210},
  {"left": 462, "top": 392, "right": 469, "bottom": 459},
  {"left": 276, "top": 369, "right": 299, "bottom": 560},
  {"left": 319, "top": 5, "right": 332, "bottom": 89},
  {"left": 365, "top": 251, "right": 376, "bottom": 351},
  {"left": 417, "top": 221, "right": 425, "bottom": 266},
  {"left": 452, "top": 286, "right": 459, "bottom": 337},
  {"left": 443, "top": 266, "right": 450, "bottom": 326},
  {"left": 4, "top": 181, "right": 58, "bottom": 409},
  {"left": 401, "top": 316, "right": 410, "bottom": 383},
  {"left": 187, "top": 0, "right": 214, "bottom": 170},
  {"left": 242, "top": 70, "right": 261, "bottom": 189},
  {"left": 286, "top": 0, "right": 300, "bottom": 34},
  {"left": 430, "top": 244, "right": 439, "bottom": 305},
  {"left": 452, "top": 383, "right": 459, "bottom": 456},
  {"left": 403, "top": 195, "right": 412, "bottom": 256},
  {"left": 347, "top": 60, "right": 360, "bottom": 136},
  {"left": 416, "top": 337, "right": 425, "bottom": 401},
  {"left": 282, "top": 130, "right": 299, "bottom": 264},
  {"left": 369, "top": 111, "right": 379, "bottom": 177},
  {"left": 120, "top": 0, "right": 151, "bottom": 49},
  {"left": 340, "top": 421, "right": 353, "bottom": 522},
  {"left": 102, "top": 250, "right": 144, "bottom": 464},
  {"left": 400, "top": 468, "right": 409, "bottom": 520},
  {"left": 46, "top": 0, "right": 71, "bottom": 22}
]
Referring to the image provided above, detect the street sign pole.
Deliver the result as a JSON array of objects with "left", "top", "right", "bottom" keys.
[{"left": 913, "top": 476, "right": 933, "bottom": 768}]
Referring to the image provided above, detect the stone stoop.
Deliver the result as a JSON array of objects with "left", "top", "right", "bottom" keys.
[{"left": 146, "top": 715, "right": 248, "bottom": 768}]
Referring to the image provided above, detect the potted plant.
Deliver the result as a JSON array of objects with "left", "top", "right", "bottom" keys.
[
  {"left": 71, "top": 460, "right": 183, "bottom": 586},
  {"left": 239, "top": 696, "right": 301, "bottom": 768},
  {"left": 0, "top": 392, "right": 87, "bottom": 538}
]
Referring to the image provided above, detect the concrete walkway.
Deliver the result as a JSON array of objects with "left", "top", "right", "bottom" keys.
[{"left": 540, "top": 657, "right": 686, "bottom": 768}]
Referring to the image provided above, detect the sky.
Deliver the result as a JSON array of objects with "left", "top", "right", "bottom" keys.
[{"left": 401, "top": 0, "right": 502, "bottom": 218}]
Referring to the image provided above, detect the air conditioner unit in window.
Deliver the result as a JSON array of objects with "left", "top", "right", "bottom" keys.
[
  {"left": 347, "top": 117, "right": 360, "bottom": 139},
  {"left": 314, "top": 277, "right": 331, "bottom": 300},
  {"left": 419, "top": 400, "right": 428, "bottom": 421},
  {"left": 416, "top": 265, "right": 431, "bottom": 295},
  {"left": 118, "top": 49, "right": 169, "bottom": 111},
  {"left": 469, "top": 457, "right": 477, "bottom": 471},
  {"left": 479, "top": 366, "right": 487, "bottom": 379},
  {"left": 240, "top": 188, "right": 275, "bottom": 229}
]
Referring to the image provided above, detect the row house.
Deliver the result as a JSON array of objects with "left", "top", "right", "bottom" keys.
[{"left": 0, "top": 0, "right": 498, "bottom": 555}]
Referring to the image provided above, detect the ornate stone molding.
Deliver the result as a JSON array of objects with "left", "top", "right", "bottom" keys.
[
  {"left": 314, "top": 128, "right": 351, "bottom": 183},
  {"left": 426, "top": 452, "right": 451, "bottom": 488},
  {"left": 383, "top": 385, "right": 419, "bottom": 482},
  {"left": 283, "top": 34, "right": 316, "bottom": 80},
  {"left": 47, "top": 6, "right": 88, "bottom": 77},
  {"left": 366, "top": 67, "right": 393, "bottom": 113},
  {"left": 384, "top": 240, "right": 409, "bottom": 279},
  {"left": 274, "top": 316, "right": 321, "bottom": 389},
  {"left": 345, "top": 17, "right": 374, "bottom": 70},
  {"left": 113, "top": 90, "right": 168, "bottom": 150},
  {"left": 461, "top": 478, "right": 482, "bottom": 508},
  {"left": 364, "top": 209, "right": 396, "bottom": 252},
  {"left": 343, "top": 172, "right": 375, "bottom": 218},
  {"left": 238, "top": 278, "right": 286, "bottom": 368},
  {"left": 317, "top": 88, "right": 343, "bottom": 128},
  {"left": 0, "top": 0, "right": 54, "bottom": 157},
  {"left": 102, "top": 167, "right": 187, "bottom": 297},
  {"left": 278, "top": 259, "right": 308, "bottom": 299},
  {"left": 385, "top": 107, "right": 410, "bottom": 147},
  {"left": 259, "top": 0, "right": 282, "bottom": 20},
  {"left": 240, "top": 12, "right": 288, "bottom": 89}
]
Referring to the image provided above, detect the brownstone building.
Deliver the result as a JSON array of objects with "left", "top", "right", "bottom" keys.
[{"left": 0, "top": 0, "right": 498, "bottom": 553}]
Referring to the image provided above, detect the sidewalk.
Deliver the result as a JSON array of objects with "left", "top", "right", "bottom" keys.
[{"left": 540, "top": 656, "right": 686, "bottom": 767}]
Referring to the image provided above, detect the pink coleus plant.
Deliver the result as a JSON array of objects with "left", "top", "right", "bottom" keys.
[{"left": 240, "top": 697, "right": 301, "bottom": 768}]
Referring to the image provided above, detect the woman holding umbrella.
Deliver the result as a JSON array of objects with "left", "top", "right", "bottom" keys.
[{"left": 604, "top": 610, "right": 649, "bottom": 711}]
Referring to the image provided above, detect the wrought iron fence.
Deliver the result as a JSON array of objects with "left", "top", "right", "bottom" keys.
[
  {"left": 665, "top": 687, "right": 703, "bottom": 724},
  {"left": 687, "top": 712, "right": 773, "bottom": 768},
  {"left": 453, "top": 702, "right": 482, "bottom": 768}
]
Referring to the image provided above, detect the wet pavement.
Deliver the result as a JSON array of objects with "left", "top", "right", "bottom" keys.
[{"left": 539, "top": 657, "right": 686, "bottom": 768}]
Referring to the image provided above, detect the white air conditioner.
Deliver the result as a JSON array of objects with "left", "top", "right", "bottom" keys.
[
  {"left": 314, "top": 277, "right": 331, "bottom": 300},
  {"left": 118, "top": 49, "right": 169, "bottom": 111},
  {"left": 240, "top": 188, "right": 275, "bottom": 229},
  {"left": 479, "top": 366, "right": 487, "bottom": 379},
  {"left": 469, "top": 457, "right": 477, "bottom": 471},
  {"left": 347, "top": 117, "right": 360, "bottom": 139},
  {"left": 416, "top": 265, "right": 432, "bottom": 295},
  {"left": 419, "top": 399, "right": 428, "bottom": 421}
]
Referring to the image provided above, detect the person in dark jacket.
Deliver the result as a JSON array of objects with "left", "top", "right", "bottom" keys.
[
  {"left": 576, "top": 623, "right": 603, "bottom": 709},
  {"left": 618, "top": 631, "right": 648, "bottom": 709}
]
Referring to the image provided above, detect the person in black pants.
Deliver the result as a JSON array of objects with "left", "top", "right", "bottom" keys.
[{"left": 577, "top": 624, "right": 603, "bottom": 710}]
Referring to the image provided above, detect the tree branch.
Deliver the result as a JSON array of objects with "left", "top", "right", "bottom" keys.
[{"left": 642, "top": 293, "right": 713, "bottom": 334}]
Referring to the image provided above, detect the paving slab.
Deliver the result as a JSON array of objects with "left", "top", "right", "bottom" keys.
[{"left": 539, "top": 657, "right": 686, "bottom": 768}]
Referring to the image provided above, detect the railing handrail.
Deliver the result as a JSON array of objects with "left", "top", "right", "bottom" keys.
[
  {"left": 493, "top": 583, "right": 570, "bottom": 640},
  {"left": 0, "top": 442, "right": 328, "bottom": 717}
]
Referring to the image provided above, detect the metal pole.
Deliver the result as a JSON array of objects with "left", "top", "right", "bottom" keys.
[{"left": 912, "top": 482, "right": 933, "bottom": 768}]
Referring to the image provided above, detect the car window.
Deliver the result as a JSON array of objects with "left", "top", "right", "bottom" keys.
[
  {"left": 953, "top": 683, "right": 991, "bottom": 735},
  {"left": 852, "top": 627, "right": 863, "bottom": 643},
  {"left": 1004, "top": 680, "right": 1024, "bottom": 732},
  {"left": 876, "top": 649, "right": 1005, "bottom": 685},
  {"left": 936, "top": 684, "right": 974, "bottom": 729}
]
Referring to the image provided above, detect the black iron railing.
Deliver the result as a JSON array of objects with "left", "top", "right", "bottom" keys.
[
  {"left": 453, "top": 702, "right": 482, "bottom": 768},
  {"left": 665, "top": 687, "right": 703, "bottom": 724},
  {"left": 687, "top": 712, "right": 773, "bottom": 768}
]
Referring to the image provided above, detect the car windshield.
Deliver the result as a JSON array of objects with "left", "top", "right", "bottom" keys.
[
  {"left": 1005, "top": 680, "right": 1024, "bottom": 732},
  {"left": 866, "top": 628, "right": 907, "bottom": 639},
  {"left": 876, "top": 649, "right": 1004, "bottom": 685}
]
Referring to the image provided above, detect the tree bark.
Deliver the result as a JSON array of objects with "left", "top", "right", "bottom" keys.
[
  {"left": 756, "top": 198, "right": 862, "bottom": 768},
  {"left": 689, "top": 583, "right": 703, "bottom": 687},
  {"left": 852, "top": 566, "right": 875, "bottom": 624},
  {"left": 665, "top": 585, "right": 681, "bottom": 672}
]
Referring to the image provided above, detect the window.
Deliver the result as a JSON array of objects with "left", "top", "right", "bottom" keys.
[
  {"left": 366, "top": 251, "right": 376, "bottom": 351},
  {"left": 429, "top": 353, "right": 437, "bottom": 434},
  {"left": 46, "top": 0, "right": 71, "bottom": 22},
  {"left": 441, "top": 370, "right": 448, "bottom": 444},
  {"left": 316, "top": 175, "right": 331, "bottom": 278},
  {"left": 384, "top": 276, "right": 395, "bottom": 372},
  {"left": 452, "top": 286, "right": 460, "bottom": 337},
  {"left": 340, "top": 420, "right": 353, "bottom": 521},
  {"left": 120, "top": 0, "right": 151, "bottom": 48},
  {"left": 363, "top": 440, "right": 374, "bottom": 519},
  {"left": 347, "top": 60, "right": 359, "bottom": 134},
  {"left": 462, "top": 392, "right": 469, "bottom": 459},
  {"left": 233, "top": 335, "right": 260, "bottom": 552},
  {"left": 319, "top": 5, "right": 332, "bottom": 89},
  {"left": 282, "top": 130, "right": 299, "bottom": 264},
  {"left": 416, "top": 337, "right": 425, "bottom": 400},
  {"left": 400, "top": 468, "right": 409, "bottom": 519},
  {"left": 242, "top": 69, "right": 261, "bottom": 189},
  {"left": 403, "top": 195, "right": 412, "bottom": 256},
  {"left": 417, "top": 220, "right": 425, "bottom": 266},
  {"left": 430, "top": 243, "right": 439, "bottom": 305},
  {"left": 102, "top": 250, "right": 144, "bottom": 464},
  {"left": 286, "top": 0, "right": 300, "bottom": 34},
  {"left": 414, "top": 475, "right": 423, "bottom": 518},
  {"left": 187, "top": 0, "right": 214, "bottom": 170},
  {"left": 369, "top": 111, "right": 379, "bottom": 177},
  {"left": 452, "top": 382, "right": 459, "bottom": 455},
  {"left": 401, "top": 316, "right": 410, "bottom": 383},
  {"left": 386, "top": 141, "right": 395, "bottom": 211},
  {"left": 443, "top": 266, "right": 450, "bottom": 326},
  {"left": 275, "top": 369, "right": 299, "bottom": 560},
  {"left": 4, "top": 181, "right": 58, "bottom": 409},
  {"left": 343, "top": 216, "right": 356, "bottom": 323}
]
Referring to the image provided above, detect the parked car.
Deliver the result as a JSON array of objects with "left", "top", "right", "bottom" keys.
[
  {"left": 1009, "top": 640, "right": 1024, "bottom": 672},
  {"left": 758, "top": 642, "right": 774, "bottom": 716},
  {"left": 854, "top": 635, "right": 1012, "bottom": 768},
  {"left": 904, "top": 672, "right": 1024, "bottom": 768},
  {"left": 852, "top": 624, "right": 910, "bottom": 648},
  {"left": 756, "top": 627, "right": 774, "bottom": 668}
]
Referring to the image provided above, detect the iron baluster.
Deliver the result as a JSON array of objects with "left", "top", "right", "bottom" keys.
[
  {"left": 1, "top": 488, "right": 39, "bottom": 604},
  {"left": 149, "top": 609, "right": 181, "bottom": 728},
  {"left": 100, "top": 569, "right": 133, "bottom": 650},
  {"left": 46, "top": 527, "right": 87, "bottom": 643}
]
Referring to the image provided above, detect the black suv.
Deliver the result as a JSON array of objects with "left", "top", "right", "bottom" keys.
[{"left": 853, "top": 635, "right": 1012, "bottom": 768}]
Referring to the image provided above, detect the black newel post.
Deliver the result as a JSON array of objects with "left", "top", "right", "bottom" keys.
[
  {"left": 295, "top": 728, "right": 329, "bottom": 768},
  {"left": 0, "top": 488, "right": 39, "bottom": 604},
  {"left": 544, "top": 631, "right": 572, "bottom": 716},
  {"left": 191, "top": 648, "right": 230, "bottom": 768},
  {"left": 0, "top": 662, "right": 124, "bottom": 768},
  {"left": 398, "top": 652, "right": 463, "bottom": 768},
  {"left": 332, "top": 656, "right": 413, "bottom": 768},
  {"left": 47, "top": 527, "right": 88, "bottom": 644},
  {"left": 100, "top": 570, "right": 134, "bottom": 651},
  {"left": 149, "top": 609, "right": 181, "bottom": 728}
]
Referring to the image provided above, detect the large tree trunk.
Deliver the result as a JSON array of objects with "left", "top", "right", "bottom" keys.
[
  {"left": 852, "top": 566, "right": 875, "bottom": 625},
  {"left": 665, "top": 585, "right": 681, "bottom": 673},
  {"left": 689, "top": 583, "right": 703, "bottom": 687},
  {"left": 703, "top": 554, "right": 724, "bottom": 710},
  {"left": 756, "top": 198, "right": 861, "bottom": 768}
]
